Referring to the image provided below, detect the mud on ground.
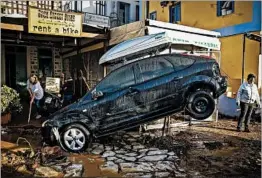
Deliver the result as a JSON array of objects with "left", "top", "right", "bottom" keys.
[
  {"left": 1, "top": 119, "right": 261, "bottom": 178},
  {"left": 145, "top": 120, "right": 261, "bottom": 178}
]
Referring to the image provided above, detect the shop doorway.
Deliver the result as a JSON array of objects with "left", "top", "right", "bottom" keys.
[
  {"left": 5, "top": 46, "right": 27, "bottom": 91},
  {"left": 38, "top": 48, "right": 53, "bottom": 78}
]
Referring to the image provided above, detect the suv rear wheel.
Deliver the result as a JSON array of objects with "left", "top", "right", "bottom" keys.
[
  {"left": 186, "top": 90, "right": 215, "bottom": 120},
  {"left": 60, "top": 124, "right": 90, "bottom": 152}
]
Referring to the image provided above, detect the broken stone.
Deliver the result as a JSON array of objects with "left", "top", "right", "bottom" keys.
[
  {"left": 133, "top": 145, "right": 145, "bottom": 150},
  {"left": 115, "top": 149, "right": 127, "bottom": 154},
  {"left": 99, "top": 161, "right": 119, "bottom": 174},
  {"left": 120, "top": 162, "right": 154, "bottom": 173},
  {"left": 124, "top": 145, "right": 132, "bottom": 150},
  {"left": 147, "top": 150, "right": 168, "bottom": 156},
  {"left": 124, "top": 172, "right": 153, "bottom": 178},
  {"left": 105, "top": 146, "right": 113, "bottom": 151},
  {"left": 107, "top": 157, "right": 118, "bottom": 161},
  {"left": 139, "top": 149, "right": 149, "bottom": 153},
  {"left": 116, "top": 154, "right": 136, "bottom": 162},
  {"left": 166, "top": 155, "right": 179, "bottom": 161},
  {"left": 115, "top": 159, "right": 125, "bottom": 163},
  {"left": 155, "top": 161, "right": 175, "bottom": 171},
  {"left": 123, "top": 134, "right": 130, "bottom": 138},
  {"left": 92, "top": 147, "right": 104, "bottom": 155},
  {"left": 191, "top": 141, "right": 205, "bottom": 149},
  {"left": 155, "top": 172, "right": 170, "bottom": 178},
  {"left": 137, "top": 152, "right": 146, "bottom": 159},
  {"left": 92, "top": 143, "right": 102, "bottom": 148},
  {"left": 35, "top": 166, "right": 63, "bottom": 177},
  {"left": 125, "top": 153, "right": 138, "bottom": 157},
  {"left": 139, "top": 155, "right": 167, "bottom": 162},
  {"left": 113, "top": 146, "right": 119, "bottom": 151},
  {"left": 102, "top": 151, "right": 116, "bottom": 158},
  {"left": 124, "top": 156, "right": 136, "bottom": 162},
  {"left": 167, "top": 152, "right": 175, "bottom": 156},
  {"left": 64, "top": 164, "right": 83, "bottom": 177},
  {"left": 174, "top": 171, "right": 187, "bottom": 178},
  {"left": 127, "top": 138, "right": 137, "bottom": 142}
]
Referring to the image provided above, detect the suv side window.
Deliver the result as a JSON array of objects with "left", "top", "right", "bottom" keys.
[
  {"left": 165, "top": 55, "right": 195, "bottom": 71},
  {"left": 137, "top": 57, "right": 174, "bottom": 82},
  {"left": 96, "top": 65, "right": 135, "bottom": 93}
]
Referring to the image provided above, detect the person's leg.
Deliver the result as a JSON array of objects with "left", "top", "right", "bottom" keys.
[
  {"left": 244, "top": 104, "right": 254, "bottom": 132},
  {"left": 237, "top": 102, "right": 249, "bottom": 131},
  {"left": 34, "top": 99, "right": 42, "bottom": 119}
]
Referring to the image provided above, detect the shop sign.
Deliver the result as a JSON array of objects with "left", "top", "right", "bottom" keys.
[
  {"left": 45, "top": 77, "right": 60, "bottom": 94},
  {"left": 83, "top": 13, "right": 110, "bottom": 28},
  {"left": 28, "top": 7, "right": 82, "bottom": 37}
]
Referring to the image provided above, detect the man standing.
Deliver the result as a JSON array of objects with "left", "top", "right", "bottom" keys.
[{"left": 236, "top": 74, "right": 261, "bottom": 132}]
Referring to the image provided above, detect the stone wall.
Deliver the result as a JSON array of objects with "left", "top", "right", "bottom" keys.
[
  {"left": 27, "top": 46, "right": 38, "bottom": 76},
  {"left": 63, "top": 58, "right": 71, "bottom": 80},
  {"left": 53, "top": 48, "right": 63, "bottom": 77}
]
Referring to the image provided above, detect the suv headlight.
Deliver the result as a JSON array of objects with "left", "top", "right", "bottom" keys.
[{"left": 42, "top": 120, "right": 49, "bottom": 127}]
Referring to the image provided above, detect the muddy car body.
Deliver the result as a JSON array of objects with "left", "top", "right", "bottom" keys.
[{"left": 42, "top": 53, "right": 227, "bottom": 152}]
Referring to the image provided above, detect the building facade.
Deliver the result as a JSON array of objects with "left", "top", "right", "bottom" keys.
[
  {"left": 63, "top": 1, "right": 140, "bottom": 27},
  {"left": 143, "top": 1, "right": 261, "bottom": 94},
  {"left": 1, "top": 1, "right": 108, "bottom": 91}
]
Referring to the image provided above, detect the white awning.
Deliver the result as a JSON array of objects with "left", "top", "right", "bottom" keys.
[
  {"left": 147, "top": 19, "right": 221, "bottom": 37},
  {"left": 147, "top": 26, "right": 221, "bottom": 50}
]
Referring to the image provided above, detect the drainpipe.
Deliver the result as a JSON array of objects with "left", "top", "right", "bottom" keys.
[{"left": 241, "top": 33, "right": 246, "bottom": 83}]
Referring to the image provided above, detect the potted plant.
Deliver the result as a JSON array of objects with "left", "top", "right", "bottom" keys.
[{"left": 1, "top": 85, "right": 23, "bottom": 124}]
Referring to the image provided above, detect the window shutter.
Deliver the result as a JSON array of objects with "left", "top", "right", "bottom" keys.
[
  {"left": 176, "top": 2, "right": 181, "bottom": 21},
  {"left": 169, "top": 6, "right": 174, "bottom": 23},
  {"left": 217, "top": 1, "right": 221, "bottom": 16},
  {"left": 231, "top": 1, "right": 235, "bottom": 13}
]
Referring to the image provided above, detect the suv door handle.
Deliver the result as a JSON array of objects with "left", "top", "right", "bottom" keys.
[
  {"left": 172, "top": 76, "right": 182, "bottom": 81},
  {"left": 126, "top": 87, "right": 139, "bottom": 96}
]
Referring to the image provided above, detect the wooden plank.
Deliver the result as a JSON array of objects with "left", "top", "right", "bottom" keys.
[
  {"left": 1, "top": 23, "right": 24, "bottom": 31},
  {"left": 81, "top": 32, "right": 106, "bottom": 39},
  {"left": 62, "top": 42, "right": 104, "bottom": 58}
]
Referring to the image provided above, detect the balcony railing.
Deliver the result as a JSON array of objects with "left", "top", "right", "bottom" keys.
[{"left": 1, "top": 1, "right": 62, "bottom": 16}]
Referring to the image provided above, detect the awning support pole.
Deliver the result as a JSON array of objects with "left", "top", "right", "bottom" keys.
[{"left": 242, "top": 34, "right": 246, "bottom": 83}]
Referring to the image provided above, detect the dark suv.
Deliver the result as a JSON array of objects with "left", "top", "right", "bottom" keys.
[{"left": 42, "top": 53, "right": 227, "bottom": 152}]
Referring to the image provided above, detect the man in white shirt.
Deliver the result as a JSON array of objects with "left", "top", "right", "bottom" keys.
[{"left": 236, "top": 74, "right": 261, "bottom": 132}]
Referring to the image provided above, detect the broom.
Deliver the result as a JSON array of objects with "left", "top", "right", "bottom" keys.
[{"left": 28, "top": 102, "right": 32, "bottom": 124}]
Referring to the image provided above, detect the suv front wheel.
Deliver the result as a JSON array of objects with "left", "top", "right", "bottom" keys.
[
  {"left": 186, "top": 90, "right": 215, "bottom": 120},
  {"left": 60, "top": 124, "right": 91, "bottom": 152}
]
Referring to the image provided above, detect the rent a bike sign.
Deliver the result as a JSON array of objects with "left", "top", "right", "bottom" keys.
[{"left": 28, "top": 7, "right": 82, "bottom": 37}]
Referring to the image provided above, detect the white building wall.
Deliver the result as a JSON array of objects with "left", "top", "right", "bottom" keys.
[{"left": 63, "top": 1, "right": 139, "bottom": 24}]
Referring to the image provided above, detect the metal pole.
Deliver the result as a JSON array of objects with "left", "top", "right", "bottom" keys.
[{"left": 241, "top": 34, "right": 246, "bottom": 83}]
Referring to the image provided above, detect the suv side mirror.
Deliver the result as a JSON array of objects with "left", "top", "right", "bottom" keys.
[{"left": 92, "top": 91, "right": 103, "bottom": 100}]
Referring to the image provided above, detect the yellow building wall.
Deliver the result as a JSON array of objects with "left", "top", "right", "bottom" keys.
[
  {"left": 218, "top": 33, "right": 260, "bottom": 93},
  {"left": 148, "top": 1, "right": 253, "bottom": 30}
]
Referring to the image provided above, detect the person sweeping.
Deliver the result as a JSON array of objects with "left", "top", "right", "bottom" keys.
[
  {"left": 236, "top": 74, "right": 261, "bottom": 132},
  {"left": 29, "top": 75, "right": 44, "bottom": 120}
]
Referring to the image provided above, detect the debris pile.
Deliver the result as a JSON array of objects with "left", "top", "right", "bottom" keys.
[{"left": 1, "top": 139, "right": 83, "bottom": 177}]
